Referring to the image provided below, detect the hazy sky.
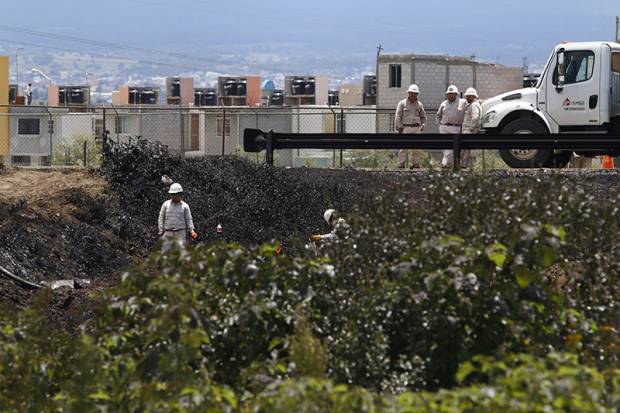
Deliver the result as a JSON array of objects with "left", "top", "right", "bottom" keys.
[{"left": 1, "top": 0, "right": 619, "bottom": 68}]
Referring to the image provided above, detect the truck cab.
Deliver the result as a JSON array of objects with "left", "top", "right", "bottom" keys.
[{"left": 482, "top": 41, "right": 620, "bottom": 168}]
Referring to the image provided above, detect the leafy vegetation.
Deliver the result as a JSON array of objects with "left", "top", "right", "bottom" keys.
[{"left": 2, "top": 172, "right": 620, "bottom": 411}]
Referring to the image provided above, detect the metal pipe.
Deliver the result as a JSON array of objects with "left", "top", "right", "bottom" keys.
[{"left": 0, "top": 265, "right": 41, "bottom": 290}]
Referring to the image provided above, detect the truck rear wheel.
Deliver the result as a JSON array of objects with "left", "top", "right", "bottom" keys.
[{"left": 499, "top": 119, "right": 551, "bottom": 168}]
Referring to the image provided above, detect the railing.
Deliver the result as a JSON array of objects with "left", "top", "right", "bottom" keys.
[{"left": 243, "top": 128, "right": 620, "bottom": 171}]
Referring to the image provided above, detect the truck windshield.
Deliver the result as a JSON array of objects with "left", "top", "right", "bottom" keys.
[{"left": 535, "top": 51, "right": 555, "bottom": 89}]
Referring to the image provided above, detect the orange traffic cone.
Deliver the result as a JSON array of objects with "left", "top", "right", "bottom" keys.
[{"left": 602, "top": 156, "right": 615, "bottom": 169}]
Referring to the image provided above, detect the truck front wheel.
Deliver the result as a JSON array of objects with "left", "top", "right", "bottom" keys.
[{"left": 498, "top": 119, "right": 551, "bottom": 168}]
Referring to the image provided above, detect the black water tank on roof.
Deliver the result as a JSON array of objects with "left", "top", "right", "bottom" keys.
[
  {"left": 171, "top": 79, "right": 181, "bottom": 97},
  {"left": 369, "top": 78, "right": 377, "bottom": 96},
  {"left": 271, "top": 89, "right": 285, "bottom": 105},
  {"left": 224, "top": 79, "right": 237, "bottom": 96},
  {"left": 129, "top": 89, "right": 139, "bottom": 104},
  {"left": 69, "top": 88, "right": 85, "bottom": 104},
  {"left": 141, "top": 90, "right": 157, "bottom": 104},
  {"left": 328, "top": 90, "right": 339, "bottom": 106},
  {"left": 205, "top": 89, "right": 217, "bottom": 105},
  {"left": 58, "top": 88, "right": 67, "bottom": 105},
  {"left": 194, "top": 91, "right": 202, "bottom": 106},
  {"left": 292, "top": 78, "right": 305, "bottom": 95},
  {"left": 237, "top": 80, "right": 247, "bottom": 96},
  {"left": 304, "top": 79, "right": 315, "bottom": 95}
]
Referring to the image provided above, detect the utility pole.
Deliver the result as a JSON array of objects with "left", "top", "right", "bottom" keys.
[
  {"left": 616, "top": 16, "right": 619, "bottom": 42},
  {"left": 375, "top": 44, "right": 383, "bottom": 118},
  {"left": 15, "top": 47, "right": 22, "bottom": 88}
]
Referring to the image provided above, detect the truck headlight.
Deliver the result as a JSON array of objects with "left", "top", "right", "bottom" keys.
[{"left": 482, "top": 111, "right": 497, "bottom": 124}]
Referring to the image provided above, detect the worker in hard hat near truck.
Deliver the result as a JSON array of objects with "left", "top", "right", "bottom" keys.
[
  {"left": 311, "top": 209, "right": 348, "bottom": 242},
  {"left": 461, "top": 88, "right": 482, "bottom": 169},
  {"left": 395, "top": 84, "right": 427, "bottom": 169},
  {"left": 437, "top": 85, "right": 466, "bottom": 169},
  {"left": 158, "top": 183, "right": 198, "bottom": 247}
]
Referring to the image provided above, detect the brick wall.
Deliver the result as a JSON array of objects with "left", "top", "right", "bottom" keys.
[
  {"left": 476, "top": 65, "right": 523, "bottom": 100},
  {"left": 415, "top": 62, "right": 447, "bottom": 109},
  {"left": 378, "top": 55, "right": 523, "bottom": 111},
  {"left": 448, "top": 65, "right": 474, "bottom": 100}
]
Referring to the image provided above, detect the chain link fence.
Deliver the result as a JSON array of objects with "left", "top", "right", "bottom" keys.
[{"left": 0, "top": 104, "right": 509, "bottom": 169}]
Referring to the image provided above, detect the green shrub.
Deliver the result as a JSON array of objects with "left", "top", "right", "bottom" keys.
[
  {"left": 53, "top": 134, "right": 101, "bottom": 167},
  {"left": 3, "top": 172, "right": 620, "bottom": 410}
]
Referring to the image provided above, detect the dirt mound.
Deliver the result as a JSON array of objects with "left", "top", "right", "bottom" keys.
[{"left": 100, "top": 140, "right": 419, "bottom": 252}]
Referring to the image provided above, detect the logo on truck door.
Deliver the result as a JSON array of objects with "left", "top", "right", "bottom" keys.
[{"left": 563, "top": 98, "right": 586, "bottom": 111}]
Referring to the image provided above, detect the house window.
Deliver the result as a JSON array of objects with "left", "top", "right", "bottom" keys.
[
  {"left": 93, "top": 118, "right": 104, "bottom": 138},
  {"left": 18, "top": 118, "right": 40, "bottom": 135},
  {"left": 389, "top": 64, "right": 402, "bottom": 88},
  {"left": 216, "top": 116, "right": 231, "bottom": 138},
  {"left": 114, "top": 116, "right": 130, "bottom": 134}
]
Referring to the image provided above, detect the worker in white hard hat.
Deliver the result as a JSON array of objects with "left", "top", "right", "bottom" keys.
[
  {"left": 461, "top": 88, "right": 482, "bottom": 169},
  {"left": 436, "top": 85, "right": 467, "bottom": 169},
  {"left": 395, "top": 84, "right": 427, "bottom": 169},
  {"left": 158, "top": 183, "right": 198, "bottom": 247},
  {"left": 310, "top": 209, "right": 348, "bottom": 242}
]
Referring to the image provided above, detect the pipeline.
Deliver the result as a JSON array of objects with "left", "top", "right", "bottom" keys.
[{"left": 0, "top": 264, "right": 42, "bottom": 290}]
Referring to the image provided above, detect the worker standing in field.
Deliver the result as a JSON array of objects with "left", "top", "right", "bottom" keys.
[
  {"left": 461, "top": 88, "right": 482, "bottom": 169},
  {"left": 436, "top": 85, "right": 466, "bottom": 169},
  {"left": 395, "top": 84, "right": 427, "bottom": 169},
  {"left": 158, "top": 183, "right": 198, "bottom": 247}
]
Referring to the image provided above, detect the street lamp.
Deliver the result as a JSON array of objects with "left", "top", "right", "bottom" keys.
[{"left": 30, "top": 68, "right": 52, "bottom": 85}]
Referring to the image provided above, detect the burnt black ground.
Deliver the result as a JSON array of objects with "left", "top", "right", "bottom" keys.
[{"left": 2, "top": 141, "right": 620, "bottom": 330}]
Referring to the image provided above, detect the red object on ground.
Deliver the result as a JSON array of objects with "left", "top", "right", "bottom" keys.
[{"left": 602, "top": 156, "right": 615, "bottom": 169}]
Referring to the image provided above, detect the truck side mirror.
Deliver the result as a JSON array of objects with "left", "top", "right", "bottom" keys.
[{"left": 556, "top": 51, "right": 566, "bottom": 90}]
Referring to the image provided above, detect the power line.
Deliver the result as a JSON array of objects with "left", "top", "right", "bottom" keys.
[
  {"left": 0, "top": 37, "right": 210, "bottom": 71},
  {"left": 0, "top": 24, "right": 213, "bottom": 63}
]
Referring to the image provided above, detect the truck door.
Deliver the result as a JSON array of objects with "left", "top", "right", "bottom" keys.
[{"left": 546, "top": 48, "right": 601, "bottom": 127}]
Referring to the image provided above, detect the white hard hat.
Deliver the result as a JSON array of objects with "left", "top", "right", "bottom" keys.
[
  {"left": 168, "top": 183, "right": 183, "bottom": 194},
  {"left": 446, "top": 85, "right": 460, "bottom": 94},
  {"left": 464, "top": 87, "right": 478, "bottom": 97},
  {"left": 407, "top": 84, "right": 420, "bottom": 94},
  {"left": 323, "top": 209, "right": 336, "bottom": 224}
]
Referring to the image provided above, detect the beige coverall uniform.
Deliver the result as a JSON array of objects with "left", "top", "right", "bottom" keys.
[
  {"left": 461, "top": 100, "right": 482, "bottom": 168},
  {"left": 568, "top": 155, "right": 592, "bottom": 168},
  {"left": 158, "top": 199, "right": 195, "bottom": 248},
  {"left": 395, "top": 98, "right": 427, "bottom": 167},
  {"left": 436, "top": 98, "right": 467, "bottom": 168}
]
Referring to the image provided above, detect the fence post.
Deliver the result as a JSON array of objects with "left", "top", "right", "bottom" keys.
[
  {"left": 45, "top": 107, "right": 53, "bottom": 167},
  {"left": 179, "top": 107, "right": 185, "bottom": 159},
  {"left": 83, "top": 140, "right": 87, "bottom": 167},
  {"left": 339, "top": 107, "right": 344, "bottom": 167},
  {"left": 221, "top": 107, "right": 226, "bottom": 156},
  {"left": 266, "top": 131, "right": 274, "bottom": 166},
  {"left": 452, "top": 134, "right": 461, "bottom": 172}
]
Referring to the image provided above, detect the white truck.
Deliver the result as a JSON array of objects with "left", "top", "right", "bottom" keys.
[{"left": 481, "top": 41, "right": 620, "bottom": 168}]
